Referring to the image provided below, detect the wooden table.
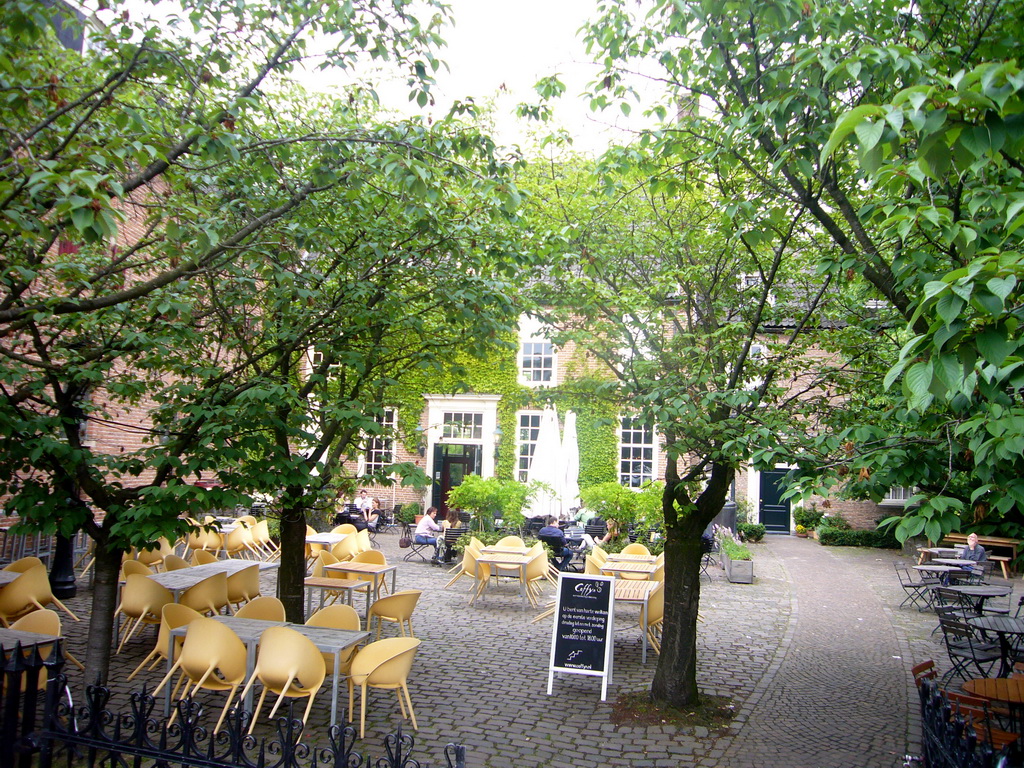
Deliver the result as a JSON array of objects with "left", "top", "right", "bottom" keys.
[
  {"left": 0, "top": 627, "right": 60, "bottom": 651},
  {"left": 149, "top": 560, "right": 279, "bottom": 600},
  {"left": 601, "top": 561, "right": 657, "bottom": 579},
  {"left": 472, "top": 553, "right": 532, "bottom": 609},
  {"left": 932, "top": 559, "right": 977, "bottom": 567},
  {"left": 168, "top": 616, "right": 367, "bottom": 727},
  {"left": 614, "top": 580, "right": 661, "bottom": 663},
  {"left": 0, "top": 571, "right": 22, "bottom": 587},
  {"left": 944, "top": 584, "right": 1012, "bottom": 613},
  {"left": 480, "top": 546, "right": 531, "bottom": 556},
  {"left": 303, "top": 576, "right": 371, "bottom": 616},
  {"left": 605, "top": 553, "right": 658, "bottom": 563},
  {"left": 964, "top": 677, "right": 1024, "bottom": 732},
  {"left": 968, "top": 616, "right": 1024, "bottom": 677},
  {"left": 323, "top": 561, "right": 397, "bottom": 601},
  {"left": 305, "top": 532, "right": 348, "bottom": 546}
]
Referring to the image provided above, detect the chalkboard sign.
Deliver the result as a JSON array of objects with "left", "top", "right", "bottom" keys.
[{"left": 547, "top": 573, "right": 615, "bottom": 700}]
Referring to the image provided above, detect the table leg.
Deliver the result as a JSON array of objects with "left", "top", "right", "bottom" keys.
[
  {"left": 641, "top": 599, "right": 648, "bottom": 664},
  {"left": 364, "top": 582, "right": 371, "bottom": 617},
  {"left": 164, "top": 631, "right": 176, "bottom": 716},
  {"left": 305, "top": 584, "right": 312, "bottom": 617},
  {"left": 390, "top": 568, "right": 396, "bottom": 595},
  {"left": 242, "top": 640, "right": 257, "bottom": 711},
  {"left": 330, "top": 649, "right": 340, "bottom": 727}
]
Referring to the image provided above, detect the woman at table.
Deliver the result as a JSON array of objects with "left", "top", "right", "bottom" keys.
[
  {"left": 365, "top": 498, "right": 382, "bottom": 531},
  {"left": 432, "top": 509, "right": 461, "bottom": 563},
  {"left": 414, "top": 506, "right": 441, "bottom": 547}
]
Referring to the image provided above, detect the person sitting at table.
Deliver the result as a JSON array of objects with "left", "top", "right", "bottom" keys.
[
  {"left": 365, "top": 498, "right": 382, "bottom": 531},
  {"left": 960, "top": 532, "right": 988, "bottom": 574},
  {"left": 414, "top": 506, "right": 441, "bottom": 547},
  {"left": 538, "top": 516, "right": 574, "bottom": 571},
  {"left": 431, "top": 509, "right": 461, "bottom": 563}
]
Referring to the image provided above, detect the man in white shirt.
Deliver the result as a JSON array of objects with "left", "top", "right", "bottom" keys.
[{"left": 353, "top": 490, "right": 372, "bottom": 514}]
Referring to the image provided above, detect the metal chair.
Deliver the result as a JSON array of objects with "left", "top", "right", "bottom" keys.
[
  {"left": 938, "top": 614, "right": 1000, "bottom": 685},
  {"left": 894, "top": 563, "right": 932, "bottom": 610}
]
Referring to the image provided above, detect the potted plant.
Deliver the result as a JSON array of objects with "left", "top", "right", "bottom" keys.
[
  {"left": 795, "top": 524, "right": 809, "bottom": 538},
  {"left": 714, "top": 525, "right": 754, "bottom": 583}
]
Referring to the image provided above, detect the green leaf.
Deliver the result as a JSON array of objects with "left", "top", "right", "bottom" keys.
[{"left": 821, "top": 104, "right": 883, "bottom": 161}]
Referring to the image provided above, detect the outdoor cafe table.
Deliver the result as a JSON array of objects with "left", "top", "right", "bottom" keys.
[
  {"left": 305, "top": 532, "right": 348, "bottom": 546},
  {"left": 0, "top": 570, "right": 21, "bottom": 588},
  {"left": 968, "top": 616, "right": 1024, "bottom": 678},
  {"left": 168, "top": 616, "right": 367, "bottom": 727},
  {"left": 933, "top": 559, "right": 978, "bottom": 567},
  {"left": 303, "top": 576, "right": 372, "bottom": 616},
  {"left": 323, "top": 561, "right": 397, "bottom": 601},
  {"left": 472, "top": 552, "right": 532, "bottom": 609},
  {"left": 149, "top": 560, "right": 280, "bottom": 601},
  {"left": 615, "top": 580, "right": 661, "bottom": 664},
  {"left": 0, "top": 627, "right": 60, "bottom": 652},
  {"left": 605, "top": 553, "right": 658, "bottom": 563},
  {"left": 601, "top": 561, "right": 658, "bottom": 579},
  {"left": 965, "top": 677, "right": 1024, "bottom": 733},
  {"left": 945, "top": 584, "right": 1012, "bottom": 613}
]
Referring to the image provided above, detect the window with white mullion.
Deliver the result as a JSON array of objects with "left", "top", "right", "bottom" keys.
[
  {"left": 516, "top": 411, "right": 543, "bottom": 483},
  {"left": 442, "top": 412, "right": 483, "bottom": 440},
  {"left": 365, "top": 409, "right": 397, "bottom": 474},
  {"left": 618, "top": 415, "right": 655, "bottom": 488}
]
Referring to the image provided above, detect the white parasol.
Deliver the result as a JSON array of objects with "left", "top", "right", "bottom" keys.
[
  {"left": 558, "top": 410, "right": 581, "bottom": 519},
  {"left": 524, "top": 406, "right": 561, "bottom": 520}
]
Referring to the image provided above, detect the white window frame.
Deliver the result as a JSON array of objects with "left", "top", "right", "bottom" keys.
[
  {"left": 442, "top": 412, "right": 484, "bottom": 440},
  {"left": 518, "top": 314, "right": 556, "bottom": 386},
  {"left": 516, "top": 410, "right": 543, "bottom": 483},
  {"left": 618, "top": 415, "right": 656, "bottom": 488},
  {"left": 364, "top": 408, "right": 397, "bottom": 475}
]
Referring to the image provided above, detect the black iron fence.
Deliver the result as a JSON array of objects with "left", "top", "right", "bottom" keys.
[
  {"left": 2, "top": 643, "right": 465, "bottom": 768},
  {"left": 917, "top": 678, "right": 1011, "bottom": 768}
]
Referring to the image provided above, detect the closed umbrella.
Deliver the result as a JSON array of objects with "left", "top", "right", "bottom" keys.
[
  {"left": 559, "top": 410, "right": 581, "bottom": 519},
  {"left": 525, "top": 406, "right": 560, "bottom": 520}
]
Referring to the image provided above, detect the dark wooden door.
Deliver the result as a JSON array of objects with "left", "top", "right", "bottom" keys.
[
  {"left": 759, "top": 469, "right": 791, "bottom": 533},
  {"left": 431, "top": 444, "right": 481, "bottom": 516}
]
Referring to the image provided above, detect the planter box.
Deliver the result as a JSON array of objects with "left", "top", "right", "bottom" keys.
[{"left": 721, "top": 551, "right": 754, "bottom": 584}]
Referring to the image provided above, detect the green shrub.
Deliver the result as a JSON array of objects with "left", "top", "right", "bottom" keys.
[
  {"left": 396, "top": 503, "right": 419, "bottom": 523},
  {"left": 816, "top": 527, "right": 900, "bottom": 549},
  {"left": 738, "top": 523, "right": 766, "bottom": 542},
  {"left": 792, "top": 505, "right": 824, "bottom": 529},
  {"left": 818, "top": 512, "right": 851, "bottom": 531},
  {"left": 720, "top": 537, "right": 753, "bottom": 561}
]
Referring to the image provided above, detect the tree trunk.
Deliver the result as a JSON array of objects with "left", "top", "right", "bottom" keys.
[
  {"left": 85, "top": 541, "right": 123, "bottom": 685},
  {"left": 651, "top": 462, "right": 733, "bottom": 707},
  {"left": 277, "top": 498, "right": 307, "bottom": 623}
]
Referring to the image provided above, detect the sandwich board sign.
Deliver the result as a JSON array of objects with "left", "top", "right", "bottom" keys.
[{"left": 547, "top": 573, "right": 615, "bottom": 700}]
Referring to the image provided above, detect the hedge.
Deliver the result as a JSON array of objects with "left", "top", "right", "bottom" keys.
[{"left": 816, "top": 526, "right": 901, "bottom": 549}]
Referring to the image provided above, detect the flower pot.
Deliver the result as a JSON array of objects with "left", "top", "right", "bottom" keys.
[
  {"left": 795, "top": 532, "right": 809, "bottom": 538},
  {"left": 721, "top": 550, "right": 754, "bottom": 584}
]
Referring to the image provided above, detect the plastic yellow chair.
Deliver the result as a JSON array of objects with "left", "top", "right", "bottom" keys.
[
  {"left": 234, "top": 595, "right": 285, "bottom": 621},
  {"left": 120, "top": 559, "right": 153, "bottom": 579},
  {"left": 444, "top": 545, "right": 485, "bottom": 590},
  {"left": 3, "top": 556, "right": 44, "bottom": 573},
  {"left": 179, "top": 571, "right": 229, "bottom": 616},
  {"left": 185, "top": 524, "right": 222, "bottom": 557},
  {"left": 591, "top": 546, "right": 608, "bottom": 564},
  {"left": 135, "top": 538, "right": 175, "bottom": 570},
  {"left": 190, "top": 549, "right": 218, "bottom": 566},
  {"left": 644, "top": 583, "right": 665, "bottom": 654},
  {"left": 239, "top": 627, "right": 325, "bottom": 735},
  {"left": 331, "top": 524, "right": 357, "bottom": 535},
  {"left": 621, "top": 543, "right": 652, "bottom": 556},
  {"left": 154, "top": 616, "right": 248, "bottom": 732},
  {"left": 252, "top": 520, "right": 280, "bottom": 560},
  {"left": 495, "top": 536, "right": 525, "bottom": 548},
  {"left": 354, "top": 528, "right": 372, "bottom": 554},
  {"left": 331, "top": 536, "right": 359, "bottom": 562},
  {"left": 127, "top": 603, "right": 203, "bottom": 682},
  {"left": 237, "top": 515, "right": 258, "bottom": 528},
  {"left": 347, "top": 637, "right": 421, "bottom": 738},
  {"left": 115, "top": 573, "right": 173, "bottom": 653},
  {"left": 351, "top": 550, "right": 389, "bottom": 596},
  {"left": 650, "top": 564, "right": 665, "bottom": 583},
  {"left": 0, "top": 564, "right": 80, "bottom": 626},
  {"left": 367, "top": 590, "right": 421, "bottom": 641},
  {"left": 223, "top": 525, "right": 259, "bottom": 560},
  {"left": 521, "top": 553, "right": 550, "bottom": 608},
  {"left": 162, "top": 554, "right": 191, "bottom": 571},
  {"left": 584, "top": 555, "right": 603, "bottom": 575},
  {"left": 226, "top": 564, "right": 261, "bottom": 610},
  {"left": 305, "top": 525, "right": 324, "bottom": 564},
  {"left": 306, "top": 603, "right": 360, "bottom": 630},
  {"left": 11, "top": 608, "right": 85, "bottom": 671}
]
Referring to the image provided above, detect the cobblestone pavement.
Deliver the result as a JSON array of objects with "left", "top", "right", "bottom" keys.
[{"left": 52, "top": 531, "right": 972, "bottom": 767}]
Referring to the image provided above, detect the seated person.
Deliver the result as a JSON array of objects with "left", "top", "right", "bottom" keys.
[
  {"left": 538, "top": 516, "right": 574, "bottom": 571},
  {"left": 960, "top": 532, "right": 988, "bottom": 574},
  {"left": 365, "top": 498, "right": 382, "bottom": 531},
  {"left": 414, "top": 506, "right": 441, "bottom": 546},
  {"left": 433, "top": 509, "right": 462, "bottom": 563}
]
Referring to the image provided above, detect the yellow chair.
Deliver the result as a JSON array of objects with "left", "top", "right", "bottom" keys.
[
  {"left": 351, "top": 550, "right": 389, "bottom": 596},
  {"left": 239, "top": 627, "right": 325, "bottom": 735},
  {"left": 179, "top": 571, "right": 229, "bottom": 616},
  {"left": 234, "top": 595, "right": 285, "bottom": 621},
  {"left": 621, "top": 543, "right": 651, "bottom": 556},
  {"left": 650, "top": 564, "right": 665, "bottom": 583},
  {"left": 120, "top": 559, "right": 153, "bottom": 579},
  {"left": 225, "top": 564, "right": 261, "bottom": 611},
  {"left": 237, "top": 515, "right": 258, "bottom": 528},
  {"left": 162, "top": 554, "right": 191, "bottom": 571},
  {"left": 252, "top": 520, "right": 279, "bottom": 560},
  {"left": 591, "top": 546, "right": 608, "bottom": 565},
  {"left": 0, "top": 564, "right": 80, "bottom": 626},
  {"left": 347, "top": 637, "right": 421, "bottom": 739},
  {"left": 644, "top": 583, "right": 665, "bottom": 654},
  {"left": 11, "top": 608, "right": 85, "bottom": 671},
  {"left": 135, "top": 538, "right": 175, "bottom": 571},
  {"left": 154, "top": 616, "right": 247, "bottom": 732},
  {"left": 127, "top": 603, "right": 203, "bottom": 682},
  {"left": 115, "top": 574, "right": 173, "bottom": 654},
  {"left": 3, "top": 556, "right": 44, "bottom": 573},
  {"left": 495, "top": 536, "right": 525, "bottom": 548},
  {"left": 190, "top": 549, "right": 218, "bottom": 566},
  {"left": 312, "top": 550, "right": 340, "bottom": 578},
  {"left": 444, "top": 543, "right": 484, "bottom": 590},
  {"left": 354, "top": 528, "right": 372, "bottom": 554},
  {"left": 367, "top": 590, "right": 421, "bottom": 641},
  {"left": 306, "top": 603, "right": 360, "bottom": 630},
  {"left": 331, "top": 536, "right": 359, "bottom": 562},
  {"left": 185, "top": 524, "right": 222, "bottom": 558},
  {"left": 521, "top": 553, "right": 550, "bottom": 608},
  {"left": 223, "top": 525, "right": 259, "bottom": 560},
  {"left": 305, "top": 525, "right": 324, "bottom": 564},
  {"left": 331, "top": 524, "right": 357, "bottom": 535},
  {"left": 584, "top": 555, "right": 603, "bottom": 575}
]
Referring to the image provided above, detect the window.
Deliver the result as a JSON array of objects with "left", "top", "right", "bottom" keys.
[
  {"left": 619, "top": 416, "right": 655, "bottom": 488},
  {"left": 521, "top": 341, "right": 554, "bottom": 383},
  {"left": 518, "top": 314, "right": 556, "bottom": 385},
  {"left": 365, "top": 409, "right": 397, "bottom": 474},
  {"left": 443, "top": 412, "right": 483, "bottom": 440},
  {"left": 516, "top": 411, "right": 543, "bottom": 482}
]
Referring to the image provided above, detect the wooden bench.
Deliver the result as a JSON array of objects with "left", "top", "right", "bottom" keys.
[{"left": 940, "top": 534, "right": 1021, "bottom": 579}]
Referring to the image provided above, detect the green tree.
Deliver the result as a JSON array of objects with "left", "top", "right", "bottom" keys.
[{"left": 0, "top": 0, "right": 524, "bottom": 681}]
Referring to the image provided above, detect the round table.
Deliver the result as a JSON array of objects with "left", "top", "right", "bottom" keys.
[
  {"left": 964, "top": 677, "right": 1024, "bottom": 732},
  {"left": 945, "top": 584, "right": 1012, "bottom": 614},
  {"left": 969, "top": 616, "right": 1024, "bottom": 678}
]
